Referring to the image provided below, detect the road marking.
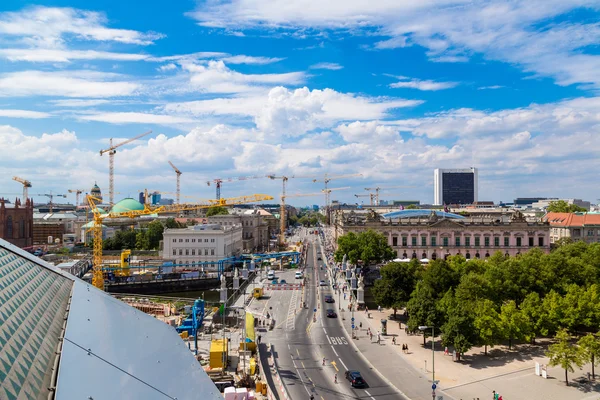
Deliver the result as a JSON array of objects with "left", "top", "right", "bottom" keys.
[
  {"left": 291, "top": 357, "right": 312, "bottom": 396},
  {"left": 338, "top": 357, "right": 348, "bottom": 371},
  {"left": 331, "top": 346, "right": 338, "bottom": 357},
  {"left": 331, "top": 361, "right": 338, "bottom": 372},
  {"left": 326, "top": 336, "right": 332, "bottom": 344},
  {"left": 328, "top": 336, "right": 348, "bottom": 345},
  {"left": 301, "top": 361, "right": 305, "bottom": 368},
  {"left": 322, "top": 327, "right": 327, "bottom": 334},
  {"left": 296, "top": 348, "right": 300, "bottom": 357},
  {"left": 287, "top": 344, "right": 291, "bottom": 349},
  {"left": 364, "top": 390, "right": 376, "bottom": 400}
]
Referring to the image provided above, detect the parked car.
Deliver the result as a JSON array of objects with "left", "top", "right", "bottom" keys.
[
  {"left": 271, "top": 279, "right": 279, "bottom": 284},
  {"left": 317, "top": 256, "right": 322, "bottom": 261},
  {"left": 345, "top": 370, "right": 366, "bottom": 388},
  {"left": 319, "top": 280, "right": 327, "bottom": 287},
  {"left": 280, "top": 279, "right": 287, "bottom": 284},
  {"left": 326, "top": 309, "right": 337, "bottom": 318},
  {"left": 324, "top": 295, "right": 334, "bottom": 303},
  {"left": 295, "top": 271, "right": 303, "bottom": 279}
]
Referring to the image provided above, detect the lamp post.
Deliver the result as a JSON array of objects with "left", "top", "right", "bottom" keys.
[{"left": 418, "top": 325, "right": 436, "bottom": 399}]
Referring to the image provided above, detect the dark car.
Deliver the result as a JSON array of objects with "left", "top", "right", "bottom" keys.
[
  {"left": 326, "top": 309, "right": 337, "bottom": 318},
  {"left": 317, "top": 256, "right": 322, "bottom": 261},
  {"left": 280, "top": 279, "right": 287, "bottom": 284},
  {"left": 345, "top": 370, "right": 366, "bottom": 388},
  {"left": 324, "top": 295, "right": 334, "bottom": 303}
]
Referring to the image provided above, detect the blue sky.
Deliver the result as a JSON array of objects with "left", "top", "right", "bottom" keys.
[{"left": 0, "top": 0, "right": 599, "bottom": 206}]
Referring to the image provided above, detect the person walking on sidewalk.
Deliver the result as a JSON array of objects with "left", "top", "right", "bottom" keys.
[
  {"left": 392, "top": 337, "right": 396, "bottom": 345},
  {"left": 370, "top": 332, "right": 373, "bottom": 342},
  {"left": 378, "top": 305, "right": 381, "bottom": 312}
]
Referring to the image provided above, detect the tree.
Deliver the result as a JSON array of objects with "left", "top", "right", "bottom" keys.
[
  {"left": 165, "top": 217, "right": 182, "bottom": 229},
  {"left": 547, "top": 329, "right": 584, "bottom": 386},
  {"left": 440, "top": 291, "right": 477, "bottom": 360},
  {"left": 206, "top": 206, "right": 229, "bottom": 216},
  {"left": 474, "top": 299, "right": 502, "bottom": 355},
  {"left": 520, "top": 292, "right": 551, "bottom": 344},
  {"left": 136, "top": 231, "right": 150, "bottom": 250},
  {"left": 373, "top": 260, "right": 421, "bottom": 317},
  {"left": 578, "top": 332, "right": 600, "bottom": 379},
  {"left": 499, "top": 300, "right": 530, "bottom": 349},
  {"left": 546, "top": 200, "right": 587, "bottom": 213},
  {"left": 406, "top": 204, "right": 418, "bottom": 209},
  {"left": 146, "top": 220, "right": 164, "bottom": 249},
  {"left": 334, "top": 230, "right": 394, "bottom": 266}
]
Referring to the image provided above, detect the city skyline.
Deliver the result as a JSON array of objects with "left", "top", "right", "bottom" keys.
[{"left": 0, "top": 2, "right": 599, "bottom": 205}]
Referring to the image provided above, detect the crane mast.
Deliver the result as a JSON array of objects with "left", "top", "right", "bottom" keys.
[
  {"left": 168, "top": 161, "right": 182, "bottom": 204},
  {"left": 100, "top": 130, "right": 153, "bottom": 206},
  {"left": 12, "top": 176, "right": 32, "bottom": 202}
]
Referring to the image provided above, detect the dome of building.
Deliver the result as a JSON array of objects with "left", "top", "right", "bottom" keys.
[
  {"left": 90, "top": 182, "right": 103, "bottom": 202},
  {"left": 110, "top": 198, "right": 145, "bottom": 214}
]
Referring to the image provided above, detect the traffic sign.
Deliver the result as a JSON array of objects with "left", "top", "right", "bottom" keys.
[
  {"left": 352, "top": 324, "right": 355, "bottom": 329},
  {"left": 314, "top": 308, "right": 317, "bottom": 312},
  {"left": 351, "top": 318, "right": 355, "bottom": 322},
  {"left": 432, "top": 384, "right": 437, "bottom": 390}
]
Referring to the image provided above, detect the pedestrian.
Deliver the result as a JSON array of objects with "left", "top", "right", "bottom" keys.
[
  {"left": 392, "top": 337, "right": 396, "bottom": 345},
  {"left": 365, "top": 306, "right": 369, "bottom": 313},
  {"left": 377, "top": 334, "right": 381, "bottom": 345},
  {"left": 402, "top": 344, "right": 405, "bottom": 353},
  {"left": 359, "top": 322, "right": 362, "bottom": 329},
  {"left": 378, "top": 305, "right": 381, "bottom": 312},
  {"left": 444, "top": 346, "right": 449, "bottom": 356},
  {"left": 257, "top": 334, "right": 261, "bottom": 344},
  {"left": 405, "top": 344, "right": 409, "bottom": 353},
  {"left": 344, "top": 293, "right": 347, "bottom": 300},
  {"left": 370, "top": 332, "right": 373, "bottom": 341}
]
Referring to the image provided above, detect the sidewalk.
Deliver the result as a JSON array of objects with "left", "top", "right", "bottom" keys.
[{"left": 320, "top": 233, "right": 600, "bottom": 400}]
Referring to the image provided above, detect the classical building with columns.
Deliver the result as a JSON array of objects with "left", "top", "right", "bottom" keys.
[{"left": 333, "top": 209, "right": 551, "bottom": 260}]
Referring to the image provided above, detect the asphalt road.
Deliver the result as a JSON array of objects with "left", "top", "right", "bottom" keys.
[{"left": 260, "top": 228, "right": 404, "bottom": 400}]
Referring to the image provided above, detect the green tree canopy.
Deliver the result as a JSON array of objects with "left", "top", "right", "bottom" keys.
[
  {"left": 334, "top": 230, "right": 395, "bottom": 265},
  {"left": 373, "top": 260, "right": 422, "bottom": 317},
  {"left": 474, "top": 299, "right": 502, "bottom": 355},
  {"left": 547, "top": 329, "right": 584, "bottom": 386},
  {"left": 405, "top": 204, "right": 418, "bottom": 209},
  {"left": 499, "top": 300, "right": 530, "bottom": 349},
  {"left": 547, "top": 200, "right": 587, "bottom": 213},
  {"left": 206, "top": 206, "right": 229, "bottom": 216},
  {"left": 578, "top": 332, "right": 600, "bottom": 379}
]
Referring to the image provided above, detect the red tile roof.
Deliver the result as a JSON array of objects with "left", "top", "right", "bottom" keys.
[{"left": 544, "top": 212, "right": 600, "bottom": 227}]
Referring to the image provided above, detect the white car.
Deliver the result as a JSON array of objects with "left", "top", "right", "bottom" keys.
[
  {"left": 319, "top": 280, "right": 327, "bottom": 287},
  {"left": 295, "top": 271, "right": 303, "bottom": 279}
]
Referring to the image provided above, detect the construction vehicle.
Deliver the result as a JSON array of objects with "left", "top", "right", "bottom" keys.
[
  {"left": 207, "top": 175, "right": 268, "bottom": 200},
  {"left": 253, "top": 287, "right": 264, "bottom": 299},
  {"left": 12, "top": 176, "right": 32, "bottom": 202},
  {"left": 100, "top": 130, "right": 153, "bottom": 206},
  {"left": 87, "top": 192, "right": 274, "bottom": 290},
  {"left": 176, "top": 298, "right": 205, "bottom": 338},
  {"left": 168, "top": 161, "right": 182, "bottom": 204}
]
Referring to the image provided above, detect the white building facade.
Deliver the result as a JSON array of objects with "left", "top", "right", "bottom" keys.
[
  {"left": 162, "top": 223, "right": 242, "bottom": 265},
  {"left": 434, "top": 167, "right": 478, "bottom": 206}
]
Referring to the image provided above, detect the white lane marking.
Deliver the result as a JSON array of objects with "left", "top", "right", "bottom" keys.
[
  {"left": 327, "top": 336, "right": 348, "bottom": 345},
  {"left": 326, "top": 336, "right": 332, "bottom": 345},
  {"left": 291, "top": 355, "right": 312, "bottom": 396},
  {"left": 331, "top": 345, "right": 339, "bottom": 357},
  {"left": 364, "top": 390, "right": 376, "bottom": 400},
  {"left": 323, "top": 327, "right": 327, "bottom": 334},
  {"left": 338, "top": 357, "right": 348, "bottom": 371},
  {"left": 288, "top": 344, "right": 291, "bottom": 349}
]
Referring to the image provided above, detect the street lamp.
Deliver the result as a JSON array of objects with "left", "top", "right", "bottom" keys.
[{"left": 418, "top": 325, "right": 437, "bottom": 399}]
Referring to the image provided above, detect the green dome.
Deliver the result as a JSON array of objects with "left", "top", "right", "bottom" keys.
[
  {"left": 110, "top": 198, "right": 144, "bottom": 214},
  {"left": 95, "top": 207, "right": 108, "bottom": 214}
]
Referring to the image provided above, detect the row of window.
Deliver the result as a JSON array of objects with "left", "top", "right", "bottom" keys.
[
  {"left": 399, "top": 251, "right": 504, "bottom": 260},
  {"left": 392, "top": 236, "right": 544, "bottom": 247},
  {"left": 172, "top": 248, "right": 215, "bottom": 256},
  {"left": 172, "top": 238, "right": 215, "bottom": 243}
]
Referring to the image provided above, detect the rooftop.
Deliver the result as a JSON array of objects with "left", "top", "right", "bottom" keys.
[
  {"left": 544, "top": 212, "right": 600, "bottom": 227},
  {"left": 382, "top": 209, "right": 466, "bottom": 219}
]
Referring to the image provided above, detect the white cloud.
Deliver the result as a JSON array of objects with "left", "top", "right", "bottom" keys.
[
  {"left": 0, "top": 70, "right": 140, "bottom": 98},
  {"left": 50, "top": 99, "right": 112, "bottom": 107},
  {"left": 188, "top": 0, "right": 600, "bottom": 90},
  {"left": 335, "top": 121, "right": 402, "bottom": 143},
  {"left": 389, "top": 77, "right": 458, "bottom": 91},
  {"left": 78, "top": 112, "right": 198, "bottom": 125},
  {"left": 157, "top": 63, "right": 177, "bottom": 72},
  {"left": 221, "top": 55, "right": 284, "bottom": 65},
  {"left": 148, "top": 52, "right": 229, "bottom": 63},
  {"left": 310, "top": 62, "right": 343, "bottom": 70},
  {"left": 0, "top": 109, "right": 51, "bottom": 119},
  {"left": 477, "top": 85, "right": 504, "bottom": 90},
  {"left": 0, "top": 48, "right": 149, "bottom": 63},
  {"left": 255, "top": 86, "right": 423, "bottom": 136},
  {"left": 182, "top": 60, "right": 305, "bottom": 94},
  {"left": 0, "top": 126, "right": 78, "bottom": 161},
  {"left": 0, "top": 6, "right": 163, "bottom": 46}
]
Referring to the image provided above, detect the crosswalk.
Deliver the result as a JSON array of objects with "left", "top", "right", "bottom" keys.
[{"left": 286, "top": 288, "right": 299, "bottom": 331}]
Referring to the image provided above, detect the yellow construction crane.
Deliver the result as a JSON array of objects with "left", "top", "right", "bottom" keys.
[
  {"left": 267, "top": 175, "right": 319, "bottom": 247},
  {"left": 168, "top": 161, "right": 182, "bottom": 204},
  {"left": 100, "top": 130, "right": 153, "bottom": 206},
  {"left": 364, "top": 185, "right": 416, "bottom": 205},
  {"left": 87, "top": 192, "right": 274, "bottom": 290},
  {"left": 12, "top": 176, "right": 31, "bottom": 202},
  {"left": 355, "top": 193, "right": 377, "bottom": 206},
  {"left": 207, "top": 175, "right": 268, "bottom": 200},
  {"left": 68, "top": 189, "right": 84, "bottom": 208}
]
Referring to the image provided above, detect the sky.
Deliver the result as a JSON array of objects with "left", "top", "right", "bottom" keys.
[{"left": 0, "top": 0, "right": 599, "bottom": 207}]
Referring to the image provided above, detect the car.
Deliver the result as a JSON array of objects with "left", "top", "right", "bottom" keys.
[
  {"left": 324, "top": 295, "right": 334, "bottom": 303},
  {"left": 280, "top": 279, "right": 287, "bottom": 284},
  {"left": 271, "top": 279, "right": 279, "bottom": 284},
  {"left": 326, "top": 309, "right": 337, "bottom": 318},
  {"left": 319, "top": 280, "right": 327, "bottom": 287},
  {"left": 345, "top": 370, "right": 366, "bottom": 388},
  {"left": 295, "top": 271, "right": 303, "bottom": 279},
  {"left": 317, "top": 256, "right": 322, "bottom": 261}
]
